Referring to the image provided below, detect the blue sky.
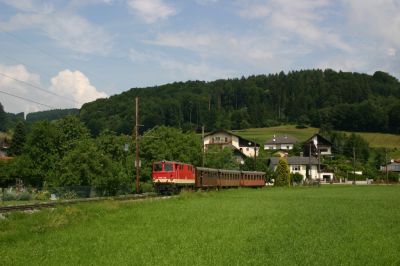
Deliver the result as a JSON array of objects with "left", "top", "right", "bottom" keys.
[{"left": 0, "top": 0, "right": 399, "bottom": 114}]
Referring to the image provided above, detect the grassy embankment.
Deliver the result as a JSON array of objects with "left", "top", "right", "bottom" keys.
[
  {"left": 235, "top": 125, "right": 400, "bottom": 158},
  {"left": 1, "top": 186, "right": 399, "bottom": 265}
]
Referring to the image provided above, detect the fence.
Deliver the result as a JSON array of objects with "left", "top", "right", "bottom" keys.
[{"left": 0, "top": 183, "right": 154, "bottom": 204}]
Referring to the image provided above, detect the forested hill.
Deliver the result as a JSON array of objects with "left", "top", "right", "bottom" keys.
[{"left": 79, "top": 69, "right": 400, "bottom": 136}]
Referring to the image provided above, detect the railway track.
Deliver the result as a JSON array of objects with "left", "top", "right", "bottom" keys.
[{"left": 0, "top": 192, "right": 161, "bottom": 213}]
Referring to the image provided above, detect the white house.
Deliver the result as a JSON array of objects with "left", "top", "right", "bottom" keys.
[
  {"left": 303, "top": 133, "right": 332, "bottom": 156},
  {"left": 203, "top": 130, "right": 260, "bottom": 164},
  {"left": 269, "top": 156, "right": 334, "bottom": 181},
  {"left": 264, "top": 135, "right": 298, "bottom": 150}
]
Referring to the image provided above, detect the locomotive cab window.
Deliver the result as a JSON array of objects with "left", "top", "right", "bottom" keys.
[
  {"left": 164, "top": 164, "right": 173, "bottom": 172},
  {"left": 154, "top": 163, "right": 162, "bottom": 172}
]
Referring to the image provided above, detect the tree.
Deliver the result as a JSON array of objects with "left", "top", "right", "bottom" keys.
[
  {"left": 139, "top": 126, "right": 202, "bottom": 181},
  {"left": 205, "top": 145, "right": 238, "bottom": 169},
  {"left": 274, "top": 158, "right": 290, "bottom": 186},
  {"left": 9, "top": 121, "right": 26, "bottom": 156},
  {"left": 54, "top": 139, "right": 129, "bottom": 195},
  {"left": 344, "top": 133, "right": 370, "bottom": 163}
]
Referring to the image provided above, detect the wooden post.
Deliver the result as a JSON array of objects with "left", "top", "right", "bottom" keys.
[{"left": 135, "top": 97, "right": 140, "bottom": 194}]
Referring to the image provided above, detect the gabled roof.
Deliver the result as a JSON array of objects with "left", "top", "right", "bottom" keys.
[
  {"left": 265, "top": 135, "right": 298, "bottom": 145},
  {"left": 269, "top": 156, "right": 319, "bottom": 167},
  {"left": 304, "top": 133, "right": 332, "bottom": 146},
  {"left": 205, "top": 129, "right": 260, "bottom": 147}
]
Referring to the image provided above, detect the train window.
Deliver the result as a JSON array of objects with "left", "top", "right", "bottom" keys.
[
  {"left": 165, "top": 164, "right": 173, "bottom": 172},
  {"left": 154, "top": 163, "right": 162, "bottom": 172}
]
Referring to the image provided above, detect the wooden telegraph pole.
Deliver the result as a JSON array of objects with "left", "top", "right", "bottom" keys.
[
  {"left": 135, "top": 97, "right": 140, "bottom": 194},
  {"left": 353, "top": 147, "right": 356, "bottom": 185}
]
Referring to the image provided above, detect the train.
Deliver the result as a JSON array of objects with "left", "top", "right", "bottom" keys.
[{"left": 152, "top": 160, "right": 266, "bottom": 194}]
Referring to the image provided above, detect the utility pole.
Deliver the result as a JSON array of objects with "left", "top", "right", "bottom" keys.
[
  {"left": 135, "top": 97, "right": 140, "bottom": 194},
  {"left": 385, "top": 149, "right": 388, "bottom": 184},
  {"left": 308, "top": 143, "right": 311, "bottom": 180},
  {"left": 202, "top": 125, "right": 205, "bottom": 167},
  {"left": 254, "top": 140, "right": 257, "bottom": 171},
  {"left": 353, "top": 146, "right": 356, "bottom": 185}
]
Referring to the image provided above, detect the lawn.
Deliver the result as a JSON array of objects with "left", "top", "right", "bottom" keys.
[{"left": 1, "top": 186, "right": 400, "bottom": 265}]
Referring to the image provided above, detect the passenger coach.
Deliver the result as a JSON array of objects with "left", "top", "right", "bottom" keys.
[{"left": 152, "top": 160, "right": 265, "bottom": 194}]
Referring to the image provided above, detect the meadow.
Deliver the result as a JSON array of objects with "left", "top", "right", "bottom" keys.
[
  {"left": 235, "top": 125, "right": 400, "bottom": 149},
  {"left": 1, "top": 186, "right": 399, "bottom": 265}
]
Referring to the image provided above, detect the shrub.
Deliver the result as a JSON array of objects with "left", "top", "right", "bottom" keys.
[
  {"left": 291, "top": 172, "right": 304, "bottom": 184},
  {"left": 17, "top": 191, "right": 32, "bottom": 201},
  {"left": 140, "top": 182, "right": 155, "bottom": 193},
  {"left": 35, "top": 191, "right": 50, "bottom": 200},
  {"left": 2, "top": 191, "right": 16, "bottom": 201}
]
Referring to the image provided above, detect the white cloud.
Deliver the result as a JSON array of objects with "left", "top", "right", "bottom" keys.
[
  {"left": 0, "top": 64, "right": 107, "bottom": 114},
  {"left": 238, "top": 0, "right": 351, "bottom": 52},
  {"left": 127, "top": 0, "right": 177, "bottom": 23},
  {"left": 49, "top": 70, "right": 108, "bottom": 108},
  {"left": 1, "top": 2, "right": 113, "bottom": 55}
]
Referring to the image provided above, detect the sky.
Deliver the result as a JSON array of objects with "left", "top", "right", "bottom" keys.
[{"left": 0, "top": 0, "right": 399, "bottom": 114}]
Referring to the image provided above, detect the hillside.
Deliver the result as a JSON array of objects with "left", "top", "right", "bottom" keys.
[
  {"left": 235, "top": 125, "right": 400, "bottom": 148},
  {"left": 79, "top": 69, "right": 400, "bottom": 136}
]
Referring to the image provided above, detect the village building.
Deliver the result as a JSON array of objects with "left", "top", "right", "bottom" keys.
[
  {"left": 380, "top": 160, "right": 400, "bottom": 173},
  {"left": 269, "top": 156, "right": 334, "bottom": 182},
  {"left": 203, "top": 130, "right": 260, "bottom": 164},
  {"left": 264, "top": 134, "right": 298, "bottom": 150},
  {"left": 303, "top": 133, "right": 332, "bottom": 156}
]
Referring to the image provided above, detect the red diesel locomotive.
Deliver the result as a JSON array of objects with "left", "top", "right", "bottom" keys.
[{"left": 152, "top": 160, "right": 265, "bottom": 194}]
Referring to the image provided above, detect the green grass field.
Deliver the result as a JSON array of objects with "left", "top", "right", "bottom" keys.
[
  {"left": 235, "top": 125, "right": 400, "bottom": 149},
  {"left": 1, "top": 186, "right": 399, "bottom": 265}
]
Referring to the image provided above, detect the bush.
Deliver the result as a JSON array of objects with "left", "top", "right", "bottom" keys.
[
  {"left": 35, "top": 191, "right": 50, "bottom": 200},
  {"left": 2, "top": 191, "right": 16, "bottom": 201},
  {"left": 17, "top": 191, "right": 32, "bottom": 201},
  {"left": 140, "top": 182, "right": 155, "bottom": 193},
  {"left": 291, "top": 172, "right": 304, "bottom": 184}
]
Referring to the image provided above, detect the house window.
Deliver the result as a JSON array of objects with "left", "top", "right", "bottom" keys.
[
  {"left": 292, "top": 165, "right": 300, "bottom": 171},
  {"left": 246, "top": 147, "right": 249, "bottom": 151},
  {"left": 225, "top": 137, "right": 228, "bottom": 142}
]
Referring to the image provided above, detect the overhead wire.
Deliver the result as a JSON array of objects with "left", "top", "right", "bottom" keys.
[
  {"left": 0, "top": 89, "right": 57, "bottom": 109},
  {"left": 0, "top": 71, "right": 80, "bottom": 105},
  {"left": 0, "top": 27, "right": 111, "bottom": 89}
]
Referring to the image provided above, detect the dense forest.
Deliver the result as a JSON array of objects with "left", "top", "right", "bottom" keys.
[{"left": 79, "top": 69, "right": 400, "bottom": 136}]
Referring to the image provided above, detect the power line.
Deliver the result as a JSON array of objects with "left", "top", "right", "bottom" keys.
[
  {"left": 0, "top": 27, "right": 111, "bottom": 89},
  {"left": 0, "top": 71, "right": 81, "bottom": 105},
  {"left": 0, "top": 89, "right": 57, "bottom": 109}
]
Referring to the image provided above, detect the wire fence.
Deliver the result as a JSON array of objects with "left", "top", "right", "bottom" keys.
[{"left": 0, "top": 183, "right": 155, "bottom": 204}]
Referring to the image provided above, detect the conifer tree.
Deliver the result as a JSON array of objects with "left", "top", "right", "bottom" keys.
[
  {"left": 274, "top": 158, "right": 290, "bottom": 186},
  {"left": 9, "top": 121, "right": 26, "bottom": 156}
]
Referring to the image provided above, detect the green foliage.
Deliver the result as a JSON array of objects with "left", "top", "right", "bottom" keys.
[
  {"left": 204, "top": 145, "right": 239, "bottom": 169},
  {"left": 140, "top": 126, "right": 202, "bottom": 180},
  {"left": 9, "top": 121, "right": 26, "bottom": 156},
  {"left": 344, "top": 133, "right": 370, "bottom": 163},
  {"left": 2, "top": 190, "right": 16, "bottom": 201},
  {"left": 26, "top": 108, "right": 79, "bottom": 123},
  {"left": 291, "top": 172, "right": 304, "bottom": 184},
  {"left": 274, "top": 158, "right": 290, "bottom": 186},
  {"left": 79, "top": 70, "right": 400, "bottom": 134},
  {"left": 17, "top": 191, "right": 32, "bottom": 201}
]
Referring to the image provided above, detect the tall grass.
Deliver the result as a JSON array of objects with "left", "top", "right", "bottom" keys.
[{"left": 1, "top": 186, "right": 399, "bottom": 265}]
